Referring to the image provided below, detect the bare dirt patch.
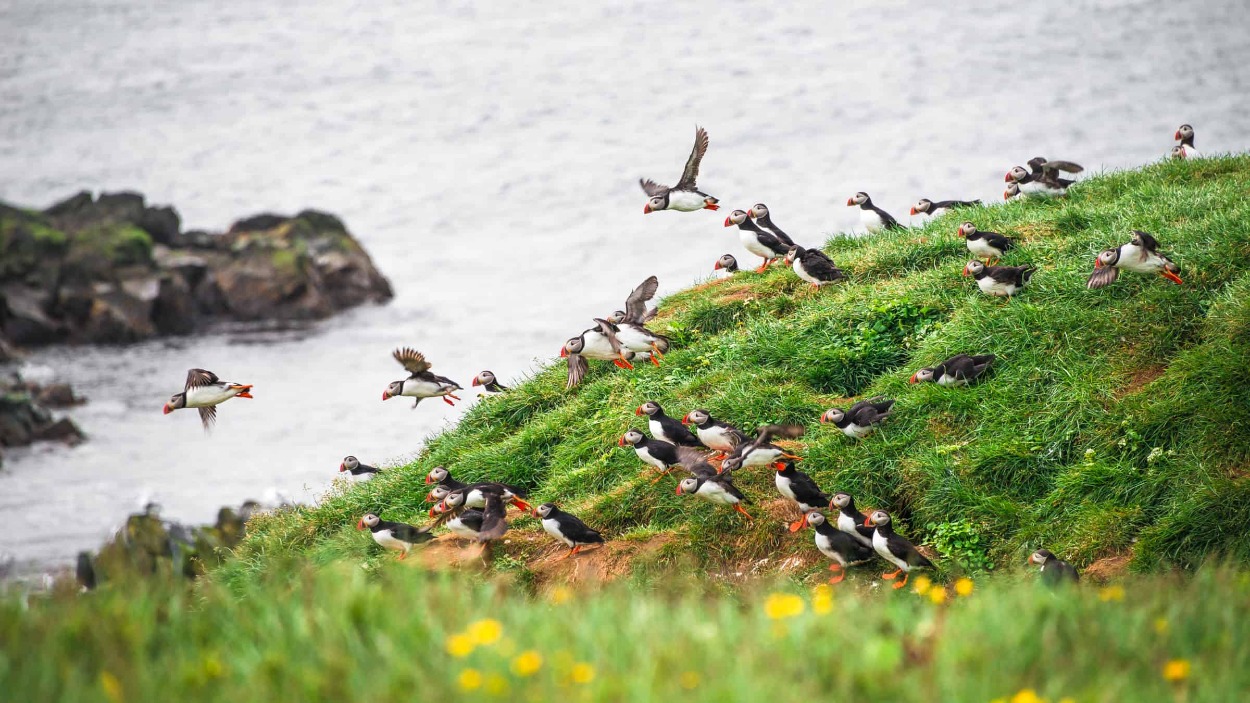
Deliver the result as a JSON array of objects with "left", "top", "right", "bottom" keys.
[
  {"left": 1115, "top": 365, "right": 1167, "bottom": 399},
  {"left": 1083, "top": 551, "right": 1133, "bottom": 582}
]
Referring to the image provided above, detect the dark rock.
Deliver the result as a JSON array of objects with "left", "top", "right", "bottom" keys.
[
  {"left": 35, "top": 382, "right": 80, "bottom": 407},
  {"left": 229, "top": 213, "right": 288, "bottom": 233},
  {"left": 32, "top": 417, "right": 84, "bottom": 444},
  {"left": 138, "top": 205, "right": 180, "bottom": 245},
  {"left": 152, "top": 273, "right": 197, "bottom": 335},
  {"left": 80, "top": 291, "right": 156, "bottom": 343},
  {"left": 1, "top": 285, "right": 65, "bottom": 345},
  {"left": 43, "top": 191, "right": 94, "bottom": 216}
]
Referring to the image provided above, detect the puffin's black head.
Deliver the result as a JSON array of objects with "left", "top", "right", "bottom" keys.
[
  {"left": 747, "top": 203, "right": 770, "bottom": 220},
  {"left": 804, "top": 511, "right": 827, "bottom": 528},
  {"left": 784, "top": 245, "right": 802, "bottom": 264},
  {"left": 1175, "top": 124, "right": 1193, "bottom": 143},
  {"left": 864, "top": 509, "right": 891, "bottom": 528},
  {"left": 1003, "top": 182, "right": 1021, "bottom": 200},
  {"left": 619, "top": 428, "right": 646, "bottom": 447},
  {"left": 847, "top": 192, "right": 870, "bottom": 207},
  {"left": 1094, "top": 248, "right": 1120, "bottom": 269},
  {"left": 163, "top": 392, "right": 186, "bottom": 414},
  {"left": 714, "top": 254, "right": 738, "bottom": 272},
  {"left": 676, "top": 477, "right": 699, "bottom": 496},
  {"left": 1006, "top": 166, "right": 1030, "bottom": 184},
  {"left": 643, "top": 194, "right": 667, "bottom": 214},
  {"left": 957, "top": 221, "right": 977, "bottom": 238},
  {"left": 636, "top": 400, "right": 662, "bottom": 417},
  {"left": 962, "top": 260, "right": 986, "bottom": 277},
  {"left": 830, "top": 492, "right": 853, "bottom": 510},
  {"left": 723, "top": 209, "right": 749, "bottom": 227},
  {"left": 472, "top": 371, "right": 496, "bottom": 387},
  {"left": 426, "top": 466, "right": 449, "bottom": 484},
  {"left": 532, "top": 503, "right": 556, "bottom": 519},
  {"left": 682, "top": 409, "right": 710, "bottom": 426},
  {"left": 561, "top": 336, "right": 584, "bottom": 357},
  {"left": 606, "top": 310, "right": 628, "bottom": 324},
  {"left": 1027, "top": 548, "right": 1055, "bottom": 566},
  {"left": 910, "top": 198, "right": 933, "bottom": 216},
  {"left": 382, "top": 380, "right": 404, "bottom": 401},
  {"left": 442, "top": 491, "right": 467, "bottom": 510},
  {"left": 341, "top": 455, "right": 359, "bottom": 472},
  {"left": 819, "top": 408, "right": 845, "bottom": 425},
  {"left": 910, "top": 367, "right": 936, "bottom": 384},
  {"left": 357, "top": 513, "right": 381, "bottom": 530}
]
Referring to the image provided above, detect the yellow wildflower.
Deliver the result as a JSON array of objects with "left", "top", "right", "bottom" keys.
[
  {"left": 763, "top": 592, "right": 805, "bottom": 620},
  {"left": 1153, "top": 618, "right": 1169, "bottom": 635},
  {"left": 467, "top": 618, "right": 504, "bottom": 646},
  {"left": 1162, "top": 659, "right": 1191, "bottom": 682},
  {"left": 446, "top": 633, "right": 475, "bottom": 658},
  {"left": 1098, "top": 585, "right": 1125, "bottom": 602},
  {"left": 512, "top": 650, "right": 544, "bottom": 677},
  {"left": 928, "top": 585, "right": 948, "bottom": 605},
  {"left": 1010, "top": 689, "right": 1043, "bottom": 703},
  {"left": 812, "top": 586, "right": 834, "bottom": 615},
  {"left": 549, "top": 586, "right": 572, "bottom": 605},
  {"left": 571, "top": 662, "right": 596, "bottom": 684},
  {"left": 679, "top": 671, "right": 701, "bottom": 689},
  {"left": 911, "top": 575, "right": 933, "bottom": 595},
  {"left": 954, "top": 578, "right": 974, "bottom": 597},
  {"left": 99, "top": 672, "right": 123, "bottom": 703},
  {"left": 458, "top": 669, "right": 483, "bottom": 691}
]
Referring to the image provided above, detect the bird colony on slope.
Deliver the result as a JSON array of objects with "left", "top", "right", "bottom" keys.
[{"left": 163, "top": 124, "right": 1203, "bottom": 587}]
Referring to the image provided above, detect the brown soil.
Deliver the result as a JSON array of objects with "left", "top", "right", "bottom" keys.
[
  {"left": 1083, "top": 552, "right": 1133, "bottom": 583},
  {"left": 1115, "top": 366, "right": 1167, "bottom": 399}
]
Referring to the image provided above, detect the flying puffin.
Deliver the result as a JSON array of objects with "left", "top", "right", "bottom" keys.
[
  {"left": 724, "top": 209, "right": 789, "bottom": 272},
  {"left": 681, "top": 409, "right": 748, "bottom": 459},
  {"left": 829, "top": 492, "right": 874, "bottom": 549},
  {"left": 785, "top": 245, "right": 846, "bottom": 288},
  {"left": 1027, "top": 548, "right": 1080, "bottom": 586},
  {"left": 773, "top": 460, "right": 831, "bottom": 532},
  {"left": 847, "top": 192, "right": 904, "bottom": 233},
  {"left": 357, "top": 513, "right": 434, "bottom": 560},
  {"left": 820, "top": 397, "right": 894, "bottom": 439},
  {"left": 1174, "top": 124, "right": 1199, "bottom": 158},
  {"left": 1086, "top": 230, "right": 1183, "bottom": 289},
  {"left": 909, "top": 354, "right": 996, "bottom": 386},
  {"left": 606, "top": 276, "right": 669, "bottom": 363},
  {"left": 637, "top": 401, "right": 702, "bottom": 447},
  {"left": 676, "top": 467, "right": 753, "bottom": 520},
  {"left": 746, "top": 203, "right": 797, "bottom": 248},
  {"left": 1003, "top": 182, "right": 1022, "bottom": 201},
  {"left": 534, "top": 503, "right": 605, "bottom": 559},
  {"left": 339, "top": 456, "right": 381, "bottom": 477},
  {"left": 909, "top": 198, "right": 981, "bottom": 217},
  {"left": 472, "top": 371, "right": 508, "bottom": 394},
  {"left": 620, "top": 428, "right": 681, "bottom": 480},
  {"left": 1006, "top": 157, "right": 1083, "bottom": 196},
  {"left": 864, "top": 509, "right": 934, "bottom": 589},
  {"left": 963, "top": 260, "right": 1035, "bottom": 298},
  {"left": 562, "top": 319, "right": 635, "bottom": 389},
  {"left": 163, "top": 368, "right": 253, "bottom": 431},
  {"left": 640, "top": 126, "right": 719, "bottom": 214},
  {"left": 383, "top": 348, "right": 462, "bottom": 407},
  {"left": 714, "top": 253, "right": 739, "bottom": 274},
  {"left": 804, "top": 511, "right": 875, "bottom": 584},
  {"left": 607, "top": 275, "right": 660, "bottom": 327},
  {"left": 720, "top": 424, "right": 805, "bottom": 471},
  {"left": 956, "top": 222, "right": 1014, "bottom": 265}
]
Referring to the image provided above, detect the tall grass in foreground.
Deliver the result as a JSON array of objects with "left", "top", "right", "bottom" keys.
[{"left": 3, "top": 565, "right": 1248, "bottom": 702}]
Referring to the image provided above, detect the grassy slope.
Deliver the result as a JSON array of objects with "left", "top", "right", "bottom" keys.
[{"left": 225, "top": 155, "right": 1250, "bottom": 585}]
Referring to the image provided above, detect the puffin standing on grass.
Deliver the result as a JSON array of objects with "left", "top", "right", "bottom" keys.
[
  {"left": 163, "top": 368, "right": 253, "bottom": 431},
  {"left": 847, "top": 192, "right": 904, "bottom": 233},
  {"left": 785, "top": 244, "right": 846, "bottom": 288},
  {"left": 620, "top": 429, "right": 681, "bottom": 481},
  {"left": 339, "top": 456, "right": 381, "bottom": 477},
  {"left": 676, "top": 466, "right": 753, "bottom": 520},
  {"left": 357, "top": 513, "right": 434, "bottom": 560},
  {"left": 821, "top": 398, "right": 895, "bottom": 439},
  {"left": 714, "top": 254, "right": 740, "bottom": 273},
  {"left": 472, "top": 371, "right": 508, "bottom": 394},
  {"left": 746, "top": 203, "right": 797, "bottom": 248},
  {"left": 804, "top": 511, "right": 875, "bottom": 584},
  {"left": 724, "top": 209, "right": 790, "bottom": 273},
  {"left": 1027, "top": 548, "right": 1080, "bottom": 586},
  {"left": 534, "top": 503, "right": 605, "bottom": 559},
  {"left": 963, "top": 260, "right": 1036, "bottom": 298},
  {"left": 383, "top": 348, "right": 462, "bottom": 407},
  {"left": 437, "top": 489, "right": 512, "bottom": 551},
  {"left": 910, "top": 198, "right": 981, "bottom": 217},
  {"left": 864, "top": 509, "right": 934, "bottom": 589},
  {"left": 829, "top": 492, "right": 875, "bottom": 549},
  {"left": 425, "top": 466, "right": 469, "bottom": 492},
  {"left": 1174, "top": 124, "right": 1199, "bottom": 158},
  {"left": 720, "top": 424, "right": 805, "bottom": 471},
  {"left": 956, "top": 222, "right": 1014, "bottom": 265},
  {"left": 640, "top": 126, "right": 719, "bottom": 214},
  {"left": 773, "top": 460, "right": 831, "bottom": 532},
  {"left": 637, "top": 401, "right": 702, "bottom": 447},
  {"left": 682, "top": 409, "right": 749, "bottom": 459},
  {"left": 909, "top": 354, "right": 996, "bottom": 386},
  {"left": 562, "top": 319, "right": 635, "bottom": 389},
  {"left": 1006, "top": 158, "right": 1083, "bottom": 196},
  {"left": 1086, "top": 230, "right": 1183, "bottom": 289}
]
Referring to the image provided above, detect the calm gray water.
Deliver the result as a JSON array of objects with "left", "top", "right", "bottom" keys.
[{"left": 2, "top": 0, "right": 1247, "bottom": 576}]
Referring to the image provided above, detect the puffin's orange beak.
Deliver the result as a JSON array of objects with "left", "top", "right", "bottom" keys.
[
  {"left": 713, "top": 261, "right": 722, "bottom": 270},
  {"left": 682, "top": 413, "right": 690, "bottom": 424},
  {"left": 1094, "top": 258, "right": 1103, "bottom": 268},
  {"left": 471, "top": 378, "right": 481, "bottom": 386},
  {"left": 618, "top": 436, "right": 627, "bottom": 447},
  {"left": 819, "top": 413, "right": 827, "bottom": 424},
  {"left": 1003, "top": 190, "right": 1012, "bottom": 200},
  {"left": 381, "top": 391, "right": 391, "bottom": 401},
  {"left": 846, "top": 198, "right": 855, "bottom": 206},
  {"left": 356, "top": 519, "right": 365, "bottom": 530},
  {"left": 1174, "top": 130, "right": 1182, "bottom": 140},
  {"left": 643, "top": 203, "right": 653, "bottom": 214},
  {"left": 863, "top": 516, "right": 874, "bottom": 527},
  {"left": 339, "top": 463, "right": 346, "bottom": 472},
  {"left": 798, "top": 514, "right": 809, "bottom": 530},
  {"left": 675, "top": 485, "right": 683, "bottom": 495},
  {"left": 635, "top": 406, "right": 644, "bottom": 416},
  {"left": 1004, "top": 173, "right": 1014, "bottom": 183},
  {"left": 909, "top": 207, "right": 918, "bottom": 216},
  {"left": 723, "top": 216, "right": 733, "bottom": 227},
  {"left": 1027, "top": 554, "right": 1037, "bottom": 565},
  {"left": 424, "top": 474, "right": 433, "bottom": 484},
  {"left": 560, "top": 348, "right": 568, "bottom": 358},
  {"left": 962, "top": 264, "right": 971, "bottom": 276},
  {"left": 162, "top": 403, "right": 172, "bottom": 415},
  {"left": 909, "top": 373, "right": 918, "bottom": 384},
  {"left": 956, "top": 228, "right": 965, "bottom": 238}
]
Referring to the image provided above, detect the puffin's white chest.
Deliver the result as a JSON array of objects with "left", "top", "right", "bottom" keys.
[
  {"left": 541, "top": 517, "right": 573, "bottom": 546},
  {"left": 1018, "top": 180, "right": 1049, "bottom": 195},
  {"left": 872, "top": 530, "right": 909, "bottom": 571},
  {"left": 647, "top": 418, "right": 672, "bottom": 444},
  {"left": 860, "top": 207, "right": 885, "bottom": 231},
  {"left": 446, "top": 518, "right": 478, "bottom": 539},
  {"left": 185, "top": 384, "right": 239, "bottom": 407},
  {"left": 580, "top": 332, "right": 619, "bottom": 360},
  {"left": 616, "top": 324, "right": 654, "bottom": 352},
  {"left": 697, "top": 424, "right": 738, "bottom": 451},
  {"left": 792, "top": 258, "right": 822, "bottom": 286},
  {"left": 1116, "top": 244, "right": 1165, "bottom": 274},
  {"left": 635, "top": 445, "right": 668, "bottom": 470},
  {"left": 740, "top": 445, "right": 782, "bottom": 468},
  {"left": 841, "top": 423, "right": 872, "bottom": 439},
  {"left": 967, "top": 237, "right": 1003, "bottom": 258},
  {"left": 1179, "top": 144, "right": 1200, "bottom": 158},
  {"left": 696, "top": 481, "right": 737, "bottom": 505},
  {"left": 740, "top": 230, "right": 777, "bottom": 259},
  {"left": 837, "top": 512, "right": 872, "bottom": 547},
  {"left": 372, "top": 529, "right": 407, "bottom": 552},
  {"left": 814, "top": 531, "right": 848, "bottom": 565},
  {"left": 774, "top": 473, "right": 797, "bottom": 502},
  {"left": 667, "top": 190, "right": 708, "bottom": 212},
  {"left": 976, "top": 275, "right": 1018, "bottom": 297},
  {"left": 936, "top": 372, "right": 966, "bottom": 386},
  {"left": 402, "top": 377, "right": 452, "bottom": 398}
]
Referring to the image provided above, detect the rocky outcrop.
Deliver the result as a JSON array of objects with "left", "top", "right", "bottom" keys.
[
  {"left": 0, "top": 191, "right": 393, "bottom": 347},
  {"left": 0, "top": 373, "right": 86, "bottom": 465}
]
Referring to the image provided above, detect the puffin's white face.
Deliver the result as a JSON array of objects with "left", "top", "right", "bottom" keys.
[
  {"left": 1028, "top": 549, "right": 1050, "bottom": 565},
  {"left": 848, "top": 192, "right": 869, "bottom": 206},
  {"left": 1007, "top": 166, "right": 1030, "bottom": 183},
  {"left": 383, "top": 381, "right": 403, "bottom": 400},
  {"left": 1003, "top": 183, "right": 1021, "bottom": 200},
  {"left": 831, "top": 493, "right": 851, "bottom": 509},
  {"left": 429, "top": 466, "right": 449, "bottom": 482},
  {"left": 443, "top": 492, "right": 466, "bottom": 509},
  {"left": 957, "top": 222, "right": 976, "bottom": 238},
  {"left": 748, "top": 203, "right": 769, "bottom": 219},
  {"left": 677, "top": 478, "right": 699, "bottom": 495},
  {"left": 1176, "top": 124, "right": 1193, "bottom": 141},
  {"left": 805, "top": 511, "right": 826, "bottom": 527},
  {"left": 607, "top": 311, "right": 626, "bottom": 324},
  {"left": 428, "top": 485, "right": 451, "bottom": 501},
  {"left": 820, "top": 408, "right": 844, "bottom": 424},
  {"left": 163, "top": 393, "right": 184, "bottom": 414},
  {"left": 646, "top": 196, "right": 666, "bottom": 213},
  {"left": 715, "top": 254, "right": 737, "bottom": 271},
  {"left": 868, "top": 510, "right": 891, "bottom": 527},
  {"left": 535, "top": 503, "right": 554, "bottom": 518},
  {"left": 622, "top": 429, "right": 645, "bottom": 446},
  {"left": 562, "top": 336, "right": 584, "bottom": 356},
  {"left": 1095, "top": 249, "right": 1119, "bottom": 268},
  {"left": 475, "top": 371, "right": 496, "bottom": 386},
  {"left": 341, "top": 456, "right": 359, "bottom": 471},
  {"left": 637, "top": 401, "right": 661, "bottom": 417},
  {"left": 685, "top": 409, "right": 710, "bottom": 425},
  {"left": 359, "top": 513, "right": 380, "bottom": 528},
  {"left": 963, "top": 260, "right": 985, "bottom": 276},
  {"left": 785, "top": 246, "right": 800, "bottom": 264},
  {"left": 1170, "top": 145, "right": 1186, "bottom": 159},
  {"left": 724, "top": 209, "right": 749, "bottom": 226},
  {"left": 911, "top": 198, "right": 932, "bottom": 215},
  {"left": 910, "top": 367, "right": 936, "bottom": 384}
]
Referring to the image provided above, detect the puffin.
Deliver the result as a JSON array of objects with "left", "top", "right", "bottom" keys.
[
  {"left": 437, "top": 488, "right": 513, "bottom": 545},
  {"left": 963, "top": 260, "right": 1035, "bottom": 298},
  {"left": 956, "top": 222, "right": 1014, "bottom": 265},
  {"left": 424, "top": 466, "right": 469, "bottom": 492},
  {"left": 829, "top": 492, "right": 874, "bottom": 549},
  {"left": 357, "top": 513, "right": 434, "bottom": 560},
  {"left": 785, "top": 244, "right": 846, "bottom": 288},
  {"left": 1006, "top": 157, "right": 1082, "bottom": 196},
  {"left": 637, "top": 401, "right": 702, "bottom": 447},
  {"left": 773, "top": 460, "right": 831, "bottom": 532},
  {"left": 714, "top": 254, "right": 739, "bottom": 273},
  {"left": 339, "top": 456, "right": 381, "bottom": 476},
  {"left": 445, "top": 507, "right": 486, "bottom": 541},
  {"left": 820, "top": 397, "right": 894, "bottom": 439},
  {"left": 864, "top": 509, "right": 934, "bottom": 589},
  {"left": 746, "top": 203, "right": 797, "bottom": 247},
  {"left": 1169, "top": 145, "right": 1188, "bottom": 160},
  {"left": 607, "top": 275, "right": 660, "bottom": 328},
  {"left": 425, "top": 484, "right": 455, "bottom": 506},
  {"left": 606, "top": 276, "right": 669, "bottom": 362},
  {"left": 382, "top": 348, "right": 462, "bottom": 407},
  {"left": 909, "top": 198, "right": 981, "bottom": 217},
  {"left": 640, "top": 126, "right": 719, "bottom": 213},
  {"left": 676, "top": 468, "right": 753, "bottom": 520},
  {"left": 804, "top": 511, "right": 875, "bottom": 584},
  {"left": 681, "top": 409, "right": 749, "bottom": 459},
  {"left": 472, "top": 371, "right": 508, "bottom": 394},
  {"left": 562, "top": 319, "right": 635, "bottom": 389},
  {"left": 534, "top": 503, "right": 605, "bottom": 559},
  {"left": 720, "top": 424, "right": 805, "bottom": 471},
  {"left": 724, "top": 209, "right": 790, "bottom": 272},
  {"left": 847, "top": 192, "right": 904, "bottom": 233},
  {"left": 1174, "top": 124, "right": 1199, "bottom": 158},
  {"left": 1086, "top": 230, "right": 1182, "bottom": 289},
  {"left": 909, "top": 354, "right": 996, "bottom": 386},
  {"left": 620, "top": 428, "right": 681, "bottom": 480},
  {"left": 442, "top": 482, "right": 532, "bottom": 515},
  {"left": 163, "top": 368, "right": 253, "bottom": 431},
  {"left": 1027, "top": 548, "right": 1080, "bottom": 586},
  {"left": 1003, "top": 182, "right": 1022, "bottom": 200}
]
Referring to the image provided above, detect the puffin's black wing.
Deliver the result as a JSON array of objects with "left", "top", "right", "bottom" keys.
[
  {"left": 983, "top": 231, "right": 1014, "bottom": 252},
  {"left": 714, "top": 473, "right": 750, "bottom": 503},
  {"left": 752, "top": 424, "right": 805, "bottom": 451},
  {"left": 674, "top": 446, "right": 719, "bottom": 479},
  {"left": 389, "top": 521, "right": 435, "bottom": 545},
  {"left": 873, "top": 206, "right": 904, "bottom": 231},
  {"left": 393, "top": 347, "right": 432, "bottom": 376},
  {"left": 593, "top": 319, "right": 624, "bottom": 356},
  {"left": 431, "top": 373, "right": 462, "bottom": 390},
  {"left": 787, "top": 469, "right": 830, "bottom": 506},
  {"left": 623, "top": 276, "right": 659, "bottom": 324},
  {"left": 1130, "top": 230, "right": 1161, "bottom": 256},
  {"left": 987, "top": 265, "right": 1032, "bottom": 286},
  {"left": 198, "top": 406, "right": 217, "bottom": 431},
  {"left": 759, "top": 217, "right": 795, "bottom": 247},
  {"left": 675, "top": 126, "right": 710, "bottom": 190},
  {"left": 185, "top": 368, "right": 219, "bottom": 390},
  {"left": 645, "top": 439, "right": 680, "bottom": 466},
  {"left": 935, "top": 199, "right": 981, "bottom": 209},
  {"left": 1086, "top": 264, "right": 1119, "bottom": 290},
  {"left": 801, "top": 251, "right": 846, "bottom": 281},
  {"left": 555, "top": 511, "right": 605, "bottom": 544},
  {"left": 639, "top": 178, "right": 668, "bottom": 197},
  {"left": 476, "top": 493, "right": 508, "bottom": 542},
  {"left": 566, "top": 352, "right": 588, "bottom": 389},
  {"left": 885, "top": 533, "right": 934, "bottom": 568},
  {"left": 457, "top": 509, "right": 486, "bottom": 531},
  {"left": 1041, "top": 160, "right": 1083, "bottom": 175}
]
